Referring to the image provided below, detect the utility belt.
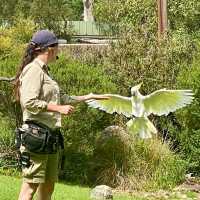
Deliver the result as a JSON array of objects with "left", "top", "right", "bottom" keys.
[{"left": 15, "top": 121, "right": 64, "bottom": 154}]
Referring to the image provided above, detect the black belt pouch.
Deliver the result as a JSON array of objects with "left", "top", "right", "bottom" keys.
[{"left": 22, "top": 122, "right": 49, "bottom": 153}]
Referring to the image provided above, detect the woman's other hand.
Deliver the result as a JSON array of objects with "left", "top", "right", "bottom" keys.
[
  {"left": 57, "top": 105, "right": 74, "bottom": 115},
  {"left": 47, "top": 104, "right": 74, "bottom": 115}
]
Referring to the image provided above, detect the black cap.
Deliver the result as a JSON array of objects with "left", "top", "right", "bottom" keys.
[{"left": 31, "top": 30, "right": 58, "bottom": 48}]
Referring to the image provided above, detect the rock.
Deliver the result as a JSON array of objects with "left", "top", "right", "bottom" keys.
[
  {"left": 185, "top": 173, "right": 194, "bottom": 179},
  {"left": 103, "top": 126, "right": 127, "bottom": 137},
  {"left": 90, "top": 185, "right": 113, "bottom": 200},
  {"left": 97, "top": 126, "right": 130, "bottom": 145},
  {"left": 94, "top": 126, "right": 130, "bottom": 157}
]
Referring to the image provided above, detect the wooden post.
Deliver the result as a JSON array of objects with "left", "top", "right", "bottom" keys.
[{"left": 157, "top": 0, "right": 168, "bottom": 39}]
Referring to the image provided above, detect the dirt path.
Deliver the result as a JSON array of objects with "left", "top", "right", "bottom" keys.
[{"left": 114, "top": 178, "right": 200, "bottom": 199}]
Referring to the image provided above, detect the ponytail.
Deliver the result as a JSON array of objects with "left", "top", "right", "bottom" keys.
[{"left": 13, "top": 42, "right": 38, "bottom": 102}]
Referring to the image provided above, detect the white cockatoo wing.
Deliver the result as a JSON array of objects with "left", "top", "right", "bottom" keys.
[
  {"left": 86, "top": 94, "right": 133, "bottom": 117},
  {"left": 143, "top": 89, "right": 194, "bottom": 116}
]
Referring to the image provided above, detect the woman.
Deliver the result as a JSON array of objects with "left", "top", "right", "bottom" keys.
[{"left": 14, "top": 30, "right": 107, "bottom": 200}]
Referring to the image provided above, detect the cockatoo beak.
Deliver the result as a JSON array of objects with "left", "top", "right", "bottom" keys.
[
  {"left": 134, "top": 83, "right": 142, "bottom": 91},
  {"left": 137, "top": 82, "right": 142, "bottom": 89},
  {"left": 131, "top": 83, "right": 142, "bottom": 95}
]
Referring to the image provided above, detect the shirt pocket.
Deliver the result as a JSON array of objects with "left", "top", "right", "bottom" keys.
[{"left": 42, "top": 75, "right": 60, "bottom": 103}]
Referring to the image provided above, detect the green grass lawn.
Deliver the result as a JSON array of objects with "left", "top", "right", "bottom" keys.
[
  {"left": 0, "top": 175, "right": 198, "bottom": 200},
  {"left": 0, "top": 175, "right": 143, "bottom": 200}
]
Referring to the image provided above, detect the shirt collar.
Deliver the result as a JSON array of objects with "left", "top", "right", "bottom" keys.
[
  {"left": 33, "top": 58, "right": 49, "bottom": 73},
  {"left": 34, "top": 58, "right": 46, "bottom": 68}
]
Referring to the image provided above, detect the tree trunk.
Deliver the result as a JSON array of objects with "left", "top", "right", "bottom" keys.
[{"left": 83, "top": 0, "right": 94, "bottom": 21}]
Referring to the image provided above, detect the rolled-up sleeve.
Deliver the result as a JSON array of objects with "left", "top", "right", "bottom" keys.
[
  {"left": 60, "top": 93, "right": 79, "bottom": 105},
  {"left": 20, "top": 65, "right": 48, "bottom": 115}
]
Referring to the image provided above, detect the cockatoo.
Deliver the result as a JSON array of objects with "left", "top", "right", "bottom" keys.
[{"left": 86, "top": 83, "right": 194, "bottom": 139}]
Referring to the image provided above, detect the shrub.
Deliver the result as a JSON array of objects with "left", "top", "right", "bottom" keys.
[
  {"left": 174, "top": 54, "right": 200, "bottom": 175},
  {"left": 94, "top": 0, "right": 198, "bottom": 95},
  {"left": 89, "top": 126, "right": 186, "bottom": 190},
  {"left": 0, "top": 118, "right": 15, "bottom": 152},
  {"left": 0, "top": 17, "right": 37, "bottom": 62},
  {"left": 94, "top": 0, "right": 157, "bottom": 30},
  {"left": 168, "top": 0, "right": 200, "bottom": 32},
  {"left": 0, "top": 117, "right": 19, "bottom": 173},
  {"left": 0, "top": 18, "right": 36, "bottom": 128},
  {"left": 94, "top": 0, "right": 200, "bottom": 33}
]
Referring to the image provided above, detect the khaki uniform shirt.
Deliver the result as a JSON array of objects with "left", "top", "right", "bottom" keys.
[{"left": 19, "top": 58, "right": 75, "bottom": 129}]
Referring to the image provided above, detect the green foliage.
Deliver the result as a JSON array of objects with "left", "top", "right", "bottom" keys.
[
  {"left": 0, "top": 17, "right": 36, "bottom": 128},
  {"left": 29, "top": 0, "right": 74, "bottom": 37},
  {"left": 0, "top": 18, "right": 37, "bottom": 155},
  {"left": 0, "top": 0, "right": 83, "bottom": 39},
  {"left": 101, "top": 29, "right": 196, "bottom": 98},
  {"left": 94, "top": 0, "right": 157, "bottom": 28},
  {"left": 0, "top": 19, "right": 33, "bottom": 132},
  {"left": 168, "top": 0, "right": 200, "bottom": 32},
  {"left": 0, "top": 117, "right": 19, "bottom": 172},
  {"left": 0, "top": 118, "right": 14, "bottom": 152},
  {"left": 89, "top": 127, "right": 186, "bottom": 190},
  {"left": 94, "top": 1, "right": 197, "bottom": 96},
  {"left": 131, "top": 139, "right": 186, "bottom": 190},
  {"left": 94, "top": 0, "right": 200, "bottom": 34},
  {"left": 1, "top": 0, "right": 83, "bottom": 21},
  {"left": 0, "top": 17, "right": 37, "bottom": 60},
  {"left": 66, "top": 0, "right": 84, "bottom": 20},
  {"left": 174, "top": 55, "right": 200, "bottom": 175},
  {"left": 94, "top": 0, "right": 157, "bottom": 37},
  {"left": 0, "top": 0, "right": 18, "bottom": 20},
  {"left": 10, "top": 17, "right": 37, "bottom": 43}
]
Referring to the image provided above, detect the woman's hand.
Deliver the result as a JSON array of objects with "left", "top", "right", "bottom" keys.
[
  {"left": 47, "top": 104, "right": 74, "bottom": 115},
  {"left": 57, "top": 105, "right": 74, "bottom": 115}
]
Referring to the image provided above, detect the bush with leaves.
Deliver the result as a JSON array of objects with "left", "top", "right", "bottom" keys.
[
  {"left": 94, "top": 0, "right": 156, "bottom": 29},
  {"left": 0, "top": 18, "right": 36, "bottom": 128},
  {"left": 94, "top": 0, "right": 197, "bottom": 94},
  {"left": 0, "top": 17, "right": 37, "bottom": 60},
  {"left": 89, "top": 126, "right": 186, "bottom": 190},
  {"left": 0, "top": 0, "right": 83, "bottom": 39},
  {"left": 168, "top": 0, "right": 200, "bottom": 32},
  {"left": 170, "top": 52, "right": 200, "bottom": 176},
  {"left": 94, "top": 0, "right": 200, "bottom": 33}
]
